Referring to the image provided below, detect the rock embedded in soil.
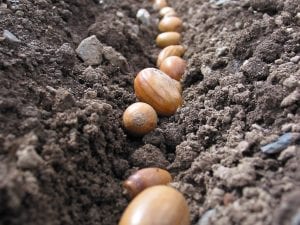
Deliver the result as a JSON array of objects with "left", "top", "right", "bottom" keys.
[
  {"left": 3, "top": 29, "right": 21, "bottom": 43},
  {"left": 280, "top": 88, "right": 300, "bottom": 107},
  {"left": 136, "top": 8, "right": 151, "bottom": 26},
  {"left": 261, "top": 132, "right": 300, "bottom": 154},
  {"left": 197, "top": 209, "right": 217, "bottom": 225},
  {"left": 76, "top": 35, "right": 103, "bottom": 66},
  {"left": 17, "top": 145, "right": 44, "bottom": 169}
]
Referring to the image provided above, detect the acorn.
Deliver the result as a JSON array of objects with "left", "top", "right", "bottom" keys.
[
  {"left": 123, "top": 102, "right": 157, "bottom": 136},
  {"left": 134, "top": 68, "right": 182, "bottom": 116},
  {"left": 173, "top": 80, "right": 182, "bottom": 93},
  {"left": 157, "top": 45, "right": 186, "bottom": 67},
  {"left": 159, "top": 7, "right": 177, "bottom": 18},
  {"left": 156, "top": 32, "right": 181, "bottom": 48},
  {"left": 153, "top": 0, "right": 168, "bottom": 10},
  {"left": 123, "top": 168, "right": 172, "bottom": 198},
  {"left": 159, "top": 56, "right": 187, "bottom": 81},
  {"left": 118, "top": 185, "right": 190, "bottom": 225},
  {"left": 159, "top": 16, "right": 183, "bottom": 32}
]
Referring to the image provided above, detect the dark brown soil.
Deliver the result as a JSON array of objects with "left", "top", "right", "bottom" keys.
[{"left": 0, "top": 0, "right": 300, "bottom": 225}]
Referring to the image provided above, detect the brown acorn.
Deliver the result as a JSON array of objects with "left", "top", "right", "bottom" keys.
[
  {"left": 123, "top": 168, "right": 172, "bottom": 198},
  {"left": 118, "top": 185, "right": 190, "bottom": 225},
  {"left": 159, "top": 56, "right": 187, "bottom": 81},
  {"left": 157, "top": 45, "right": 186, "bottom": 67},
  {"left": 159, "top": 16, "right": 183, "bottom": 32},
  {"left": 134, "top": 68, "right": 182, "bottom": 116},
  {"left": 123, "top": 102, "right": 157, "bottom": 136},
  {"left": 159, "top": 7, "right": 177, "bottom": 18},
  {"left": 156, "top": 32, "right": 181, "bottom": 48},
  {"left": 153, "top": 0, "right": 168, "bottom": 10}
]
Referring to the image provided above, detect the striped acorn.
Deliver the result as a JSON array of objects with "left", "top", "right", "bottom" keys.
[
  {"left": 157, "top": 45, "right": 186, "bottom": 67},
  {"left": 134, "top": 68, "right": 182, "bottom": 116},
  {"left": 118, "top": 185, "right": 190, "bottom": 225}
]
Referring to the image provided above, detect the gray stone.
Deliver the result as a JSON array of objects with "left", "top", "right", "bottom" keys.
[
  {"left": 283, "top": 75, "right": 298, "bottom": 89},
  {"left": 17, "top": 146, "right": 44, "bottom": 169},
  {"left": 290, "top": 55, "right": 300, "bottom": 63},
  {"left": 197, "top": 209, "right": 217, "bottom": 225},
  {"left": 76, "top": 35, "right": 103, "bottom": 66},
  {"left": 136, "top": 8, "right": 151, "bottom": 26},
  {"left": 261, "top": 133, "right": 300, "bottom": 154},
  {"left": 3, "top": 29, "right": 21, "bottom": 43},
  {"left": 216, "top": 46, "right": 229, "bottom": 57},
  {"left": 281, "top": 88, "right": 300, "bottom": 107}
]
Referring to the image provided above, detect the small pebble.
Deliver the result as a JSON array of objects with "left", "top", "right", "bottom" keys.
[
  {"left": 283, "top": 75, "right": 298, "bottom": 89},
  {"left": 15, "top": 10, "right": 24, "bottom": 16},
  {"left": 236, "top": 141, "right": 250, "bottom": 153},
  {"left": 17, "top": 146, "right": 44, "bottom": 169},
  {"left": 281, "top": 123, "right": 292, "bottom": 132},
  {"left": 281, "top": 88, "right": 300, "bottom": 107},
  {"left": 136, "top": 8, "right": 151, "bottom": 26},
  {"left": 76, "top": 35, "right": 103, "bottom": 66},
  {"left": 235, "top": 21, "right": 242, "bottom": 29},
  {"left": 3, "top": 29, "right": 21, "bottom": 43},
  {"left": 210, "top": 0, "right": 231, "bottom": 6},
  {"left": 8, "top": 0, "right": 20, "bottom": 4},
  {"left": 116, "top": 11, "right": 124, "bottom": 18},
  {"left": 286, "top": 28, "right": 293, "bottom": 33},
  {"left": 291, "top": 212, "right": 300, "bottom": 225},
  {"left": 290, "top": 55, "right": 300, "bottom": 63},
  {"left": 215, "top": 46, "right": 229, "bottom": 57},
  {"left": 261, "top": 132, "right": 300, "bottom": 154},
  {"left": 292, "top": 124, "right": 300, "bottom": 132},
  {"left": 274, "top": 59, "right": 284, "bottom": 65},
  {"left": 197, "top": 209, "right": 217, "bottom": 225},
  {"left": 295, "top": 12, "right": 300, "bottom": 23}
]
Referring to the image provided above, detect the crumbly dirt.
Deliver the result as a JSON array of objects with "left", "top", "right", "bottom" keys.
[{"left": 0, "top": 0, "right": 300, "bottom": 225}]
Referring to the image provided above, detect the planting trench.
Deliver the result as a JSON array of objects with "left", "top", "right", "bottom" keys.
[{"left": 0, "top": 0, "right": 300, "bottom": 225}]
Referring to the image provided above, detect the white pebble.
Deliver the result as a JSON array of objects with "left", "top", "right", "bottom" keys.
[
  {"left": 136, "top": 8, "right": 151, "bottom": 26},
  {"left": 3, "top": 29, "right": 21, "bottom": 43}
]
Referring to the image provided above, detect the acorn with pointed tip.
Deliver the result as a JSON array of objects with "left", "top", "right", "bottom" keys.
[{"left": 123, "top": 168, "right": 172, "bottom": 198}]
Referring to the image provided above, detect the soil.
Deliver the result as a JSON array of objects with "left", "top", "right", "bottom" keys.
[{"left": 0, "top": 0, "right": 300, "bottom": 225}]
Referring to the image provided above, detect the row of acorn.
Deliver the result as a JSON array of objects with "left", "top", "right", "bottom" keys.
[
  {"left": 122, "top": 0, "right": 187, "bottom": 136},
  {"left": 119, "top": 1, "right": 190, "bottom": 225}
]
